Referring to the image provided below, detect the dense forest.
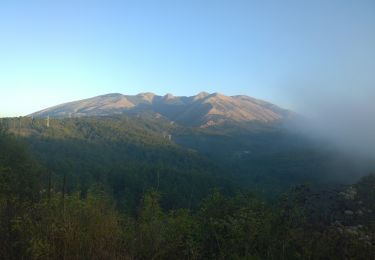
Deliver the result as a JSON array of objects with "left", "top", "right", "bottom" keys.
[
  {"left": 0, "top": 117, "right": 374, "bottom": 259},
  {"left": 3, "top": 114, "right": 372, "bottom": 202}
]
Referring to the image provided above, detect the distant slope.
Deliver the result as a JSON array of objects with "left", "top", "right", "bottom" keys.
[{"left": 29, "top": 92, "right": 291, "bottom": 127}]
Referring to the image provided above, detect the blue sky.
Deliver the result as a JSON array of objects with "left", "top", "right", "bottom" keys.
[{"left": 1, "top": 0, "right": 374, "bottom": 116}]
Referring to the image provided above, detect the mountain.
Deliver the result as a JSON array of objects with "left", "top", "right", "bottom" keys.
[{"left": 29, "top": 92, "right": 290, "bottom": 127}]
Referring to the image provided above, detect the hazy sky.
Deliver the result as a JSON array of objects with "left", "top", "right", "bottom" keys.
[{"left": 1, "top": 0, "right": 374, "bottom": 116}]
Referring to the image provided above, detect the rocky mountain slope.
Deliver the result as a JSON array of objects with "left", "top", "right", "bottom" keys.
[{"left": 29, "top": 92, "right": 290, "bottom": 127}]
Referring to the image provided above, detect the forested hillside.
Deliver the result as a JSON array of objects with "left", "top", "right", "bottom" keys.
[
  {"left": 2, "top": 114, "right": 374, "bottom": 206},
  {"left": 1, "top": 115, "right": 237, "bottom": 211},
  {"left": 0, "top": 123, "right": 374, "bottom": 259}
]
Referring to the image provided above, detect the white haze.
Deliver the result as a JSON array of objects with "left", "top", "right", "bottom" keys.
[
  {"left": 284, "top": 65, "right": 375, "bottom": 161},
  {"left": 279, "top": 2, "right": 375, "bottom": 162}
]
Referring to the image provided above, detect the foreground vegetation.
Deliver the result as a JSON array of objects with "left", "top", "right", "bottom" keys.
[{"left": 0, "top": 122, "right": 374, "bottom": 259}]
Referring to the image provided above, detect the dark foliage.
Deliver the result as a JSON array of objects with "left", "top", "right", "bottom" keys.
[{"left": 0, "top": 119, "right": 374, "bottom": 259}]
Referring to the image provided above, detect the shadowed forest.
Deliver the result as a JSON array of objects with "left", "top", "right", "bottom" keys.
[{"left": 0, "top": 116, "right": 374, "bottom": 259}]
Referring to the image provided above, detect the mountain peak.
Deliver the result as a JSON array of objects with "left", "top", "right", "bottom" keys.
[
  {"left": 204, "top": 92, "right": 232, "bottom": 104},
  {"left": 211, "top": 92, "right": 224, "bottom": 97},
  {"left": 163, "top": 93, "right": 175, "bottom": 100},
  {"left": 193, "top": 91, "right": 210, "bottom": 101},
  {"left": 136, "top": 92, "right": 156, "bottom": 103}
]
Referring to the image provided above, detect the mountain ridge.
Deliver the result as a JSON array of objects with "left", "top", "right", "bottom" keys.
[{"left": 29, "top": 92, "right": 291, "bottom": 127}]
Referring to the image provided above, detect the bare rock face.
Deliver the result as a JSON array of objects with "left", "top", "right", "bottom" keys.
[{"left": 29, "top": 92, "right": 291, "bottom": 127}]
